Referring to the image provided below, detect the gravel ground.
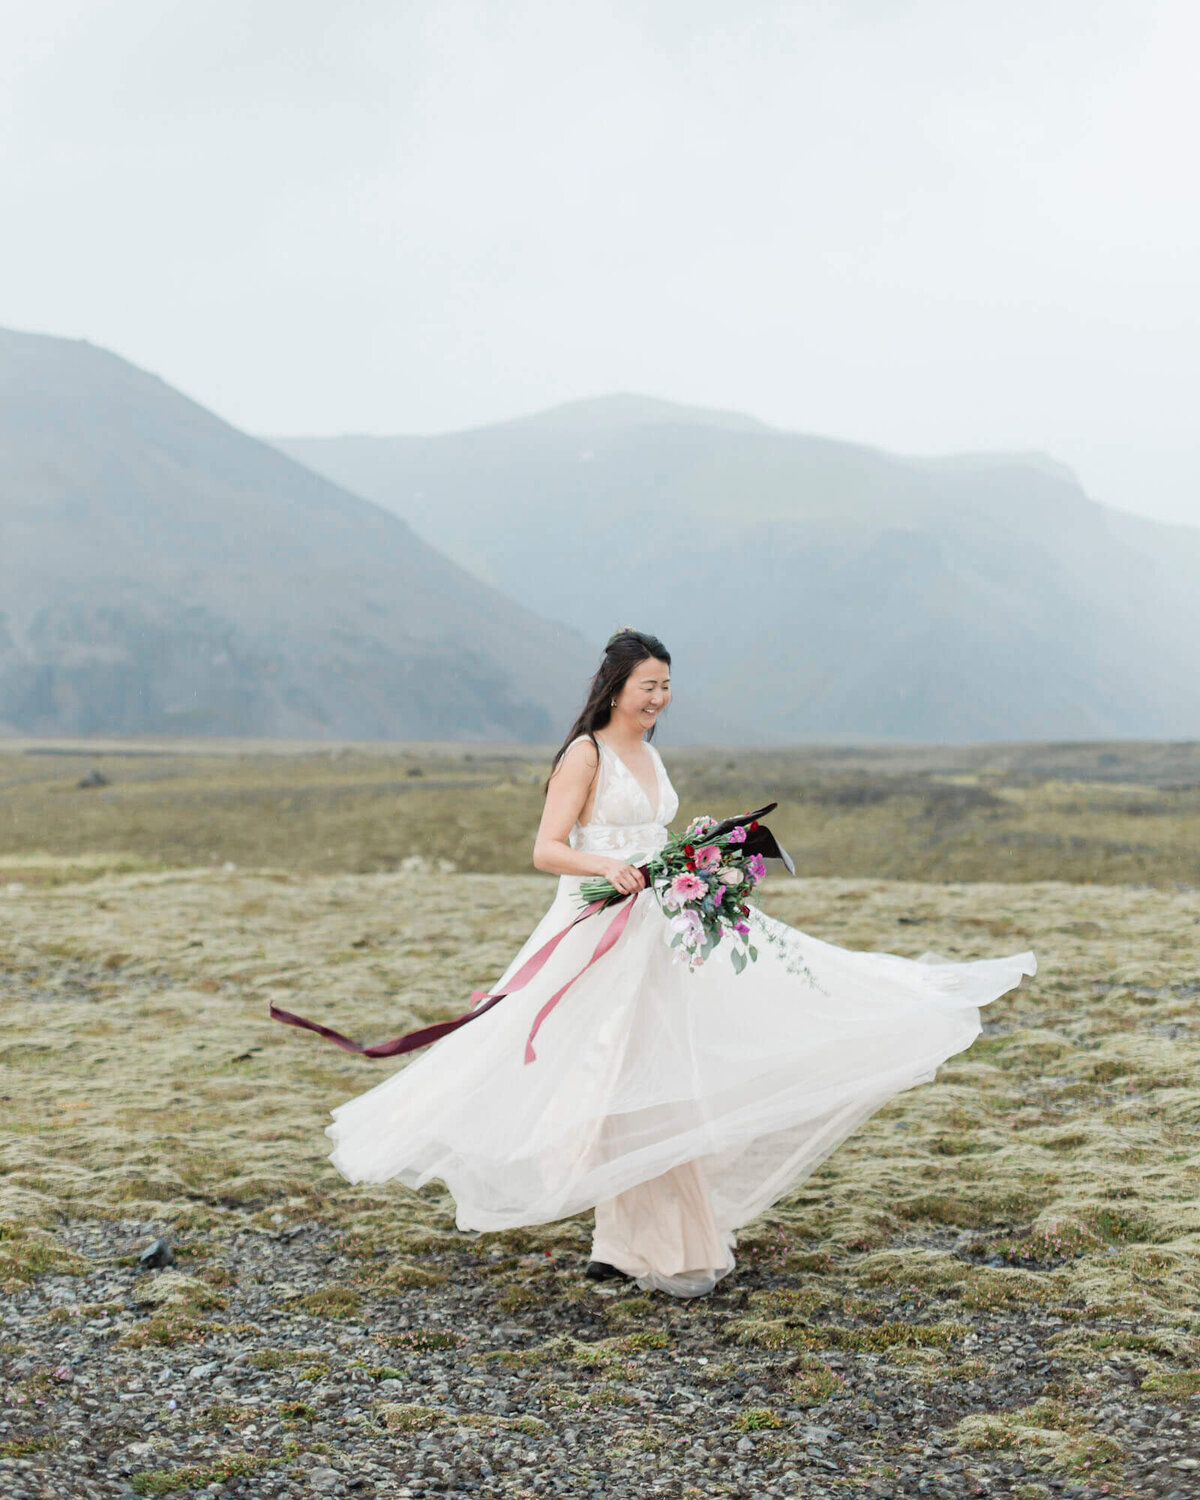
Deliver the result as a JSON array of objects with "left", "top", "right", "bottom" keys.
[{"left": 3, "top": 1217, "right": 1198, "bottom": 1500}]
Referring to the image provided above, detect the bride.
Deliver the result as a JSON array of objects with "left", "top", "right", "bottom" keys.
[{"left": 323, "top": 629, "right": 1036, "bottom": 1297}]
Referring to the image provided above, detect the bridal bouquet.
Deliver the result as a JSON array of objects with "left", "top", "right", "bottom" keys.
[{"left": 578, "top": 803, "right": 794, "bottom": 973}]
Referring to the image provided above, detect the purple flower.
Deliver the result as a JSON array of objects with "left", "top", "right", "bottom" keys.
[
  {"left": 713, "top": 885, "right": 725, "bottom": 906},
  {"left": 727, "top": 825, "right": 747, "bottom": 844},
  {"left": 745, "top": 853, "right": 766, "bottom": 883},
  {"left": 735, "top": 921, "right": 751, "bottom": 936},
  {"left": 686, "top": 815, "right": 717, "bottom": 838}
]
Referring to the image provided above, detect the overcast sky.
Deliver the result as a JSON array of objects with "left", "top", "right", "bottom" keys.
[{"left": 2, "top": 0, "right": 1197, "bottom": 527}]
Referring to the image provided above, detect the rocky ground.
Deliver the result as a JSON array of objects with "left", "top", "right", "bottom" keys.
[
  {"left": 2, "top": 861, "right": 1200, "bottom": 1498},
  {"left": 4, "top": 1213, "right": 1200, "bottom": 1499}
]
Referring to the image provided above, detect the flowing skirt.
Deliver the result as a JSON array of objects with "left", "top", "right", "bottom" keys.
[{"left": 326, "top": 876, "right": 1035, "bottom": 1296}]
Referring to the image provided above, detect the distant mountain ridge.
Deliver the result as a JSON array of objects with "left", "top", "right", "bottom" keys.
[
  {"left": 0, "top": 328, "right": 593, "bottom": 740},
  {"left": 275, "top": 399, "right": 1200, "bottom": 743}
]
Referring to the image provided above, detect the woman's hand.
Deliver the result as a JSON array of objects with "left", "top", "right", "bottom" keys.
[{"left": 594, "top": 858, "right": 647, "bottom": 896}]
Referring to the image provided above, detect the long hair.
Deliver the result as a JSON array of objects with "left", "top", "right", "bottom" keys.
[{"left": 547, "top": 629, "right": 671, "bottom": 787}]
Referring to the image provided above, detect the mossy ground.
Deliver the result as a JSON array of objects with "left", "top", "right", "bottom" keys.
[{"left": 2, "top": 739, "right": 1199, "bottom": 1494}]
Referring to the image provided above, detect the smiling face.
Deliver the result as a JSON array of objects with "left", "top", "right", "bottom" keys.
[{"left": 612, "top": 656, "right": 671, "bottom": 734}]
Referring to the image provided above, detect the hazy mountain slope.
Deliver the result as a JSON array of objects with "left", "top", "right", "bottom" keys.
[
  {"left": 0, "top": 328, "right": 593, "bottom": 740},
  {"left": 276, "top": 405, "right": 1200, "bottom": 743}
]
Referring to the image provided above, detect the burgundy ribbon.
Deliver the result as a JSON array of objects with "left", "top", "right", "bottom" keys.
[{"left": 269, "top": 873, "right": 647, "bottom": 1067}]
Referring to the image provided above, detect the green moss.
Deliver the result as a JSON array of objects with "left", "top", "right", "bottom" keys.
[
  {"left": 0, "top": 1434, "right": 63, "bottom": 1458},
  {"left": 120, "top": 1311, "right": 214, "bottom": 1348},
  {"left": 510, "top": 1415, "right": 550, "bottom": 1436},
  {"left": 496, "top": 1283, "right": 542, "bottom": 1312},
  {"left": 0, "top": 1224, "right": 89, "bottom": 1287},
  {"left": 784, "top": 1250, "right": 836, "bottom": 1274},
  {"left": 279, "top": 1399, "right": 316, "bottom": 1423},
  {"left": 1142, "top": 1369, "right": 1200, "bottom": 1400},
  {"left": 605, "top": 1295, "right": 657, "bottom": 1320},
  {"left": 298, "top": 1285, "right": 362, "bottom": 1319},
  {"left": 788, "top": 1360, "right": 844, "bottom": 1405},
  {"left": 130, "top": 1451, "right": 278, "bottom": 1494},
  {"left": 376, "top": 1328, "right": 465, "bottom": 1353},
  {"left": 953, "top": 1399, "right": 1123, "bottom": 1481},
  {"left": 377, "top": 1402, "right": 446, "bottom": 1433},
  {"left": 386, "top": 1262, "right": 447, "bottom": 1289},
  {"left": 734, "top": 1407, "right": 786, "bottom": 1431},
  {"left": 248, "top": 1349, "right": 289, "bottom": 1370},
  {"left": 611, "top": 1329, "right": 669, "bottom": 1353},
  {"left": 728, "top": 1314, "right": 966, "bottom": 1355}
]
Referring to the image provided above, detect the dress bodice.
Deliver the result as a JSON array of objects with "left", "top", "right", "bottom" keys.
[{"left": 568, "top": 736, "right": 679, "bottom": 863}]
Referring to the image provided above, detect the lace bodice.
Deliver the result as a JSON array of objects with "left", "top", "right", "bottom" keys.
[{"left": 568, "top": 736, "right": 679, "bottom": 863}]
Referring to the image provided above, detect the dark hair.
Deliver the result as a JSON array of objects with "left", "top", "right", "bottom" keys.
[{"left": 547, "top": 629, "right": 671, "bottom": 786}]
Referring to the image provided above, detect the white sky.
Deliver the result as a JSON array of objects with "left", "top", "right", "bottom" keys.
[{"left": 1, "top": 0, "right": 1197, "bottom": 527}]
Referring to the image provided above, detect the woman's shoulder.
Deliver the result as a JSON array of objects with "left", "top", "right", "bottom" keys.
[{"left": 559, "top": 735, "right": 601, "bottom": 768}]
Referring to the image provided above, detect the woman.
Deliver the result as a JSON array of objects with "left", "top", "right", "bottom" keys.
[{"left": 324, "top": 629, "right": 1036, "bottom": 1297}]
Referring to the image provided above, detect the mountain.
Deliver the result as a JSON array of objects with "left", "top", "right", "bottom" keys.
[
  {"left": 0, "top": 328, "right": 594, "bottom": 741},
  {"left": 275, "top": 401, "right": 1200, "bottom": 743}
]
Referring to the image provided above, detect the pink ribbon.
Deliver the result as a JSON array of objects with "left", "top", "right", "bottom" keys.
[{"left": 269, "top": 876, "right": 646, "bottom": 1066}]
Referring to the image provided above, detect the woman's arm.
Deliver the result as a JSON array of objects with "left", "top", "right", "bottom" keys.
[{"left": 532, "top": 740, "right": 646, "bottom": 894}]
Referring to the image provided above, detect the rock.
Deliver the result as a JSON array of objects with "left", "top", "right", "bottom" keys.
[
  {"left": 77, "top": 768, "right": 110, "bottom": 788},
  {"left": 309, "top": 1469, "right": 341, "bottom": 1493},
  {"left": 138, "top": 1237, "right": 174, "bottom": 1269}
]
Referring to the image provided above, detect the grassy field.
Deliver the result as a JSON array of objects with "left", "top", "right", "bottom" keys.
[
  {"left": 2, "top": 735, "right": 1200, "bottom": 886},
  {"left": 2, "top": 736, "right": 1199, "bottom": 1492}
]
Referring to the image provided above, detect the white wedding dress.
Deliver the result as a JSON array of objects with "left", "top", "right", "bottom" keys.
[{"left": 327, "top": 738, "right": 1036, "bottom": 1297}]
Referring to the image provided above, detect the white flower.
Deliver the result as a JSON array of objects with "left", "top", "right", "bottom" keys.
[
  {"left": 669, "top": 910, "right": 704, "bottom": 949},
  {"left": 717, "top": 866, "right": 743, "bottom": 885}
]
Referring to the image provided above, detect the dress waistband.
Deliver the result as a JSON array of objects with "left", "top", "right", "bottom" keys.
[{"left": 570, "top": 822, "right": 670, "bottom": 861}]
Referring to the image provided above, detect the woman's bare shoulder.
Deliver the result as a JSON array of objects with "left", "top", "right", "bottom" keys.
[{"left": 557, "top": 735, "right": 600, "bottom": 773}]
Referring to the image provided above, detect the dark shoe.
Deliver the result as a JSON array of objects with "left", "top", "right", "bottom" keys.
[{"left": 585, "top": 1259, "right": 633, "bottom": 1282}]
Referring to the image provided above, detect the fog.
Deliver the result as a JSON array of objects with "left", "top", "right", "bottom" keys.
[{"left": 1, "top": 0, "right": 1196, "bottom": 526}]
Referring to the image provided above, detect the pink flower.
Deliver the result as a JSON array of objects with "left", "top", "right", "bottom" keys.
[
  {"left": 686, "top": 815, "right": 717, "bottom": 838},
  {"left": 735, "top": 920, "right": 751, "bottom": 936},
  {"left": 670, "top": 910, "right": 705, "bottom": 946},
  {"left": 727, "top": 825, "right": 747, "bottom": 844},
  {"left": 745, "top": 853, "right": 766, "bottom": 883},
  {"left": 693, "top": 844, "right": 720, "bottom": 871},
  {"left": 712, "top": 885, "right": 725, "bottom": 906},
  {"left": 670, "top": 873, "right": 706, "bottom": 902}
]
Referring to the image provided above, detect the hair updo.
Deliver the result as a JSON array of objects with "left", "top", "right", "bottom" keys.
[{"left": 547, "top": 628, "right": 671, "bottom": 782}]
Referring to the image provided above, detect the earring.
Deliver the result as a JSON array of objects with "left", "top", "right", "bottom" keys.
[{"left": 610, "top": 698, "right": 616, "bottom": 708}]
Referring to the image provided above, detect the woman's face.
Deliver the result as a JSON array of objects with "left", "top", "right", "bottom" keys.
[{"left": 613, "top": 657, "right": 671, "bottom": 733}]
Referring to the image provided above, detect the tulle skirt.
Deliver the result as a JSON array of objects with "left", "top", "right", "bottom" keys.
[{"left": 326, "top": 876, "right": 1035, "bottom": 1296}]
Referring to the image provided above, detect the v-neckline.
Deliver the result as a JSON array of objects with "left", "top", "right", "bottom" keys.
[{"left": 597, "top": 736, "right": 661, "bottom": 820}]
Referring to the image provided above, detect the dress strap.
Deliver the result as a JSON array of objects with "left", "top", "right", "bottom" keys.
[{"left": 564, "top": 733, "right": 603, "bottom": 768}]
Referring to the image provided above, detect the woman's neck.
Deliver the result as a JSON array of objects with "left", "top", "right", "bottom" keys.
[{"left": 600, "top": 720, "right": 647, "bottom": 754}]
